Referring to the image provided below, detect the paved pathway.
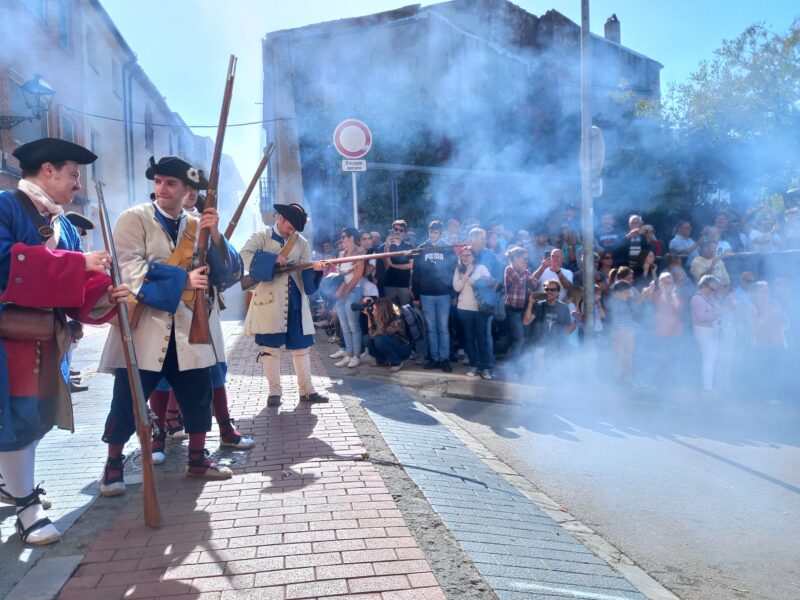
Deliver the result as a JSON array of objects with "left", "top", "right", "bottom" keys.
[
  {"left": 0, "top": 326, "right": 115, "bottom": 599},
  {"left": 349, "top": 377, "right": 647, "bottom": 600},
  {"left": 57, "top": 325, "right": 447, "bottom": 600}
]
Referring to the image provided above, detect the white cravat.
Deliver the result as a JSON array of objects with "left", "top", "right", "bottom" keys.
[{"left": 17, "top": 179, "right": 62, "bottom": 249}]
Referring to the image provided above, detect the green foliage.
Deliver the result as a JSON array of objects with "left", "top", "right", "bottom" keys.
[{"left": 663, "top": 18, "right": 800, "bottom": 206}]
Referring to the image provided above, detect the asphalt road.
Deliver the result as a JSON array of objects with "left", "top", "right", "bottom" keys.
[{"left": 430, "top": 388, "right": 800, "bottom": 600}]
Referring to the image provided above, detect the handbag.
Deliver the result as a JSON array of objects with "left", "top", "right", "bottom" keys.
[
  {"left": 0, "top": 306, "right": 55, "bottom": 341},
  {"left": 319, "top": 273, "right": 344, "bottom": 303}
]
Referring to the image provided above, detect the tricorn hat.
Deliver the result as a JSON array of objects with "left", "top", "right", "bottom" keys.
[
  {"left": 64, "top": 211, "right": 94, "bottom": 235},
  {"left": 13, "top": 137, "right": 97, "bottom": 171},
  {"left": 274, "top": 203, "right": 308, "bottom": 232},
  {"left": 145, "top": 156, "right": 208, "bottom": 190}
]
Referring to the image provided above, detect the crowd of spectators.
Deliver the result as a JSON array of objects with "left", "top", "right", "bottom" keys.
[{"left": 312, "top": 204, "right": 799, "bottom": 399}]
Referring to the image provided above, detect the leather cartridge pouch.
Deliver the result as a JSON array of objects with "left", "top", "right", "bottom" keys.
[{"left": 0, "top": 305, "right": 55, "bottom": 341}]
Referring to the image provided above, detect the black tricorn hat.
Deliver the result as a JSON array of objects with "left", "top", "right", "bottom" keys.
[
  {"left": 13, "top": 137, "right": 97, "bottom": 171},
  {"left": 274, "top": 203, "right": 308, "bottom": 232},
  {"left": 64, "top": 211, "right": 94, "bottom": 234},
  {"left": 145, "top": 156, "right": 208, "bottom": 190}
]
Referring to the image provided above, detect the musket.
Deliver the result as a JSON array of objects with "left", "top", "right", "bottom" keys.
[
  {"left": 189, "top": 54, "right": 237, "bottom": 344},
  {"left": 96, "top": 182, "right": 161, "bottom": 528},
  {"left": 276, "top": 243, "right": 466, "bottom": 275},
  {"left": 223, "top": 142, "right": 275, "bottom": 240}
]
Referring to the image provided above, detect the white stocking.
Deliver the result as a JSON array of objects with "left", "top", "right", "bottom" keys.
[
  {"left": 0, "top": 442, "right": 49, "bottom": 531},
  {"left": 259, "top": 346, "right": 282, "bottom": 397},
  {"left": 291, "top": 348, "right": 314, "bottom": 396}
]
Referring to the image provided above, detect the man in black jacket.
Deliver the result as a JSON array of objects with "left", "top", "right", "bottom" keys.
[{"left": 411, "top": 221, "right": 457, "bottom": 372}]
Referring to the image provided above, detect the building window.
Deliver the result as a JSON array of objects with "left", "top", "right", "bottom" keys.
[
  {"left": 90, "top": 129, "right": 101, "bottom": 180},
  {"left": 111, "top": 58, "right": 122, "bottom": 97},
  {"left": 10, "top": 75, "right": 48, "bottom": 145},
  {"left": 144, "top": 107, "right": 154, "bottom": 152},
  {"left": 60, "top": 112, "right": 76, "bottom": 142},
  {"left": 58, "top": 0, "right": 71, "bottom": 50},
  {"left": 86, "top": 31, "right": 98, "bottom": 72},
  {"left": 21, "top": 0, "right": 45, "bottom": 23}
]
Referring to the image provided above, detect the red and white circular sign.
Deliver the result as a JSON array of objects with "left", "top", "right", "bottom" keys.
[{"left": 333, "top": 119, "right": 372, "bottom": 159}]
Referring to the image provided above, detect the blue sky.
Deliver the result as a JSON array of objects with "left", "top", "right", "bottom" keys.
[{"left": 102, "top": 0, "right": 798, "bottom": 183}]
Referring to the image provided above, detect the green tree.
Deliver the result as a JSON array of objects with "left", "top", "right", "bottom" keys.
[{"left": 664, "top": 18, "right": 800, "bottom": 207}]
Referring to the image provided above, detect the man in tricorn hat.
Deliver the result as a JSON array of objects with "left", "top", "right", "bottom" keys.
[
  {"left": 97, "top": 156, "right": 242, "bottom": 496},
  {"left": 241, "top": 203, "right": 328, "bottom": 405},
  {"left": 0, "top": 138, "right": 128, "bottom": 544},
  {"left": 147, "top": 166, "right": 254, "bottom": 462}
]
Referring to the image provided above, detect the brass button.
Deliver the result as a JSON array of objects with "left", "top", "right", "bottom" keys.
[
  {"left": 35, "top": 341, "right": 41, "bottom": 346},
  {"left": 33, "top": 368, "right": 40, "bottom": 374},
  {"left": 158, "top": 357, "right": 164, "bottom": 363},
  {"left": 164, "top": 336, "right": 170, "bottom": 341},
  {"left": 17, "top": 254, "right": 25, "bottom": 261},
  {"left": 161, "top": 347, "right": 167, "bottom": 352},
  {"left": 166, "top": 325, "right": 172, "bottom": 330},
  {"left": 35, "top": 348, "right": 42, "bottom": 355},
  {"left": 35, "top": 359, "right": 41, "bottom": 365},
  {"left": 14, "top": 277, "right": 22, "bottom": 284}
]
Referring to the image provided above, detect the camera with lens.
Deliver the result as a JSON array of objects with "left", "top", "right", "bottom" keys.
[{"left": 351, "top": 298, "right": 374, "bottom": 313}]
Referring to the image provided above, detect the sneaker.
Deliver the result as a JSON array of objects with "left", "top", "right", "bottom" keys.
[
  {"left": 481, "top": 370, "right": 493, "bottom": 380},
  {"left": 330, "top": 349, "right": 347, "bottom": 359},
  {"left": 466, "top": 367, "right": 478, "bottom": 377},
  {"left": 423, "top": 360, "right": 440, "bottom": 370},
  {"left": 334, "top": 357, "right": 350, "bottom": 367},
  {"left": 440, "top": 360, "right": 453, "bottom": 373},
  {"left": 390, "top": 363, "right": 403, "bottom": 372},
  {"left": 347, "top": 356, "right": 361, "bottom": 368}
]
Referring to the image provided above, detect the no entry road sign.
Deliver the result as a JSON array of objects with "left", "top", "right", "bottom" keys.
[{"left": 333, "top": 119, "right": 372, "bottom": 159}]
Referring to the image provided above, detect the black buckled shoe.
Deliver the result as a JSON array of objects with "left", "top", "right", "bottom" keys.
[
  {"left": 15, "top": 486, "right": 60, "bottom": 545},
  {"left": 165, "top": 408, "right": 188, "bottom": 440},
  {"left": 267, "top": 395, "right": 282, "bottom": 407},
  {"left": 186, "top": 449, "right": 233, "bottom": 480},
  {"left": 99, "top": 455, "right": 126, "bottom": 497},
  {"left": 299, "top": 392, "right": 329, "bottom": 404},
  {"left": 219, "top": 419, "right": 255, "bottom": 449}
]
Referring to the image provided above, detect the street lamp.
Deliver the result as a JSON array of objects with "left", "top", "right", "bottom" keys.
[{"left": 0, "top": 75, "right": 56, "bottom": 130}]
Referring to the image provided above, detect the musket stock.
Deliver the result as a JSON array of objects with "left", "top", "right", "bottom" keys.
[{"left": 96, "top": 182, "right": 161, "bottom": 528}]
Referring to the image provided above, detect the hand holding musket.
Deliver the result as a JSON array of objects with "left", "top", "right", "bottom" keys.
[
  {"left": 96, "top": 181, "right": 161, "bottom": 528},
  {"left": 189, "top": 54, "right": 237, "bottom": 344}
]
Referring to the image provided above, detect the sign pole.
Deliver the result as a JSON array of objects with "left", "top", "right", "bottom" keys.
[
  {"left": 351, "top": 171, "right": 359, "bottom": 229},
  {"left": 580, "top": 0, "right": 595, "bottom": 338}
]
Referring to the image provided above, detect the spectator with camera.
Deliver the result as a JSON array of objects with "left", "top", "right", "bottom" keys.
[
  {"left": 615, "top": 214, "right": 651, "bottom": 268},
  {"left": 412, "top": 220, "right": 457, "bottom": 372},
  {"left": 363, "top": 298, "right": 412, "bottom": 371},
  {"left": 690, "top": 241, "right": 730, "bottom": 286},
  {"left": 381, "top": 219, "right": 414, "bottom": 306},
  {"left": 330, "top": 228, "right": 365, "bottom": 368},
  {"left": 503, "top": 246, "right": 539, "bottom": 359},
  {"left": 522, "top": 279, "right": 576, "bottom": 371},
  {"left": 453, "top": 246, "right": 493, "bottom": 379}
]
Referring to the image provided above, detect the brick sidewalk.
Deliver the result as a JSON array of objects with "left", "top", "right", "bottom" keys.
[{"left": 58, "top": 325, "right": 446, "bottom": 600}]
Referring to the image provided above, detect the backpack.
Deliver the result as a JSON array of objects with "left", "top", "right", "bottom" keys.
[{"left": 400, "top": 303, "right": 427, "bottom": 357}]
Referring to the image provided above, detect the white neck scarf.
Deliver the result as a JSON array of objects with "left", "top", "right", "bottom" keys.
[{"left": 17, "top": 179, "right": 62, "bottom": 249}]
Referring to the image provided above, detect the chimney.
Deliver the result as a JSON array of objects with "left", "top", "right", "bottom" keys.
[{"left": 604, "top": 13, "right": 621, "bottom": 45}]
